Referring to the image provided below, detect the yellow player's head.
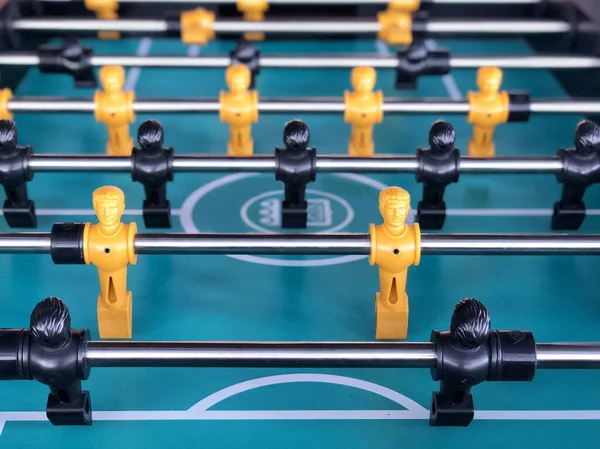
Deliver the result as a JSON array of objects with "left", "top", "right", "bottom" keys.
[
  {"left": 93, "top": 185, "right": 125, "bottom": 226},
  {"left": 351, "top": 66, "right": 376, "bottom": 93},
  {"left": 476, "top": 66, "right": 503, "bottom": 94},
  {"left": 99, "top": 66, "right": 126, "bottom": 93},
  {"left": 226, "top": 65, "right": 251, "bottom": 92},
  {"left": 379, "top": 186, "right": 410, "bottom": 230}
]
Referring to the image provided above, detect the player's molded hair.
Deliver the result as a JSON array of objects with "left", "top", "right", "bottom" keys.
[
  {"left": 30, "top": 297, "right": 71, "bottom": 348},
  {"left": 283, "top": 119, "right": 310, "bottom": 152},
  {"left": 450, "top": 298, "right": 491, "bottom": 350},
  {"left": 138, "top": 119, "right": 164, "bottom": 148},
  {"left": 99, "top": 65, "right": 126, "bottom": 89},
  {"left": 379, "top": 186, "right": 410, "bottom": 207},
  {"left": 93, "top": 185, "right": 125, "bottom": 204},
  {"left": 429, "top": 120, "right": 455, "bottom": 151},
  {"left": 575, "top": 120, "right": 600, "bottom": 152},
  {"left": 477, "top": 66, "right": 503, "bottom": 83},
  {"left": 0, "top": 120, "right": 18, "bottom": 149}
]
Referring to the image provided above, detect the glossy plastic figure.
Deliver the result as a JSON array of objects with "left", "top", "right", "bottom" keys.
[
  {"left": 84, "top": 186, "right": 137, "bottom": 339},
  {"left": 369, "top": 186, "right": 421, "bottom": 340}
]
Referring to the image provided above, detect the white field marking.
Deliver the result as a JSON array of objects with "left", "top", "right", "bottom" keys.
[
  {"left": 186, "top": 374, "right": 426, "bottom": 412},
  {"left": 124, "top": 37, "right": 153, "bottom": 92},
  {"left": 1, "top": 373, "right": 600, "bottom": 436},
  {"left": 187, "top": 45, "right": 201, "bottom": 57},
  {"left": 178, "top": 172, "right": 387, "bottom": 267},
  {"left": 425, "top": 39, "right": 462, "bottom": 100},
  {"left": 375, "top": 40, "right": 391, "bottom": 56}
]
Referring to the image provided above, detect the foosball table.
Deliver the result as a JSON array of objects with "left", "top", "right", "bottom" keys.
[{"left": 0, "top": 0, "right": 600, "bottom": 446}]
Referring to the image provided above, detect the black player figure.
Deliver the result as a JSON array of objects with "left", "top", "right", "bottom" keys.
[
  {"left": 415, "top": 120, "right": 460, "bottom": 230},
  {"left": 430, "top": 298, "right": 491, "bottom": 426},
  {"left": 29, "top": 297, "right": 92, "bottom": 425},
  {"left": 552, "top": 119, "right": 600, "bottom": 230},
  {"left": 0, "top": 120, "right": 36, "bottom": 227},
  {"left": 275, "top": 120, "right": 316, "bottom": 229},
  {"left": 131, "top": 120, "right": 174, "bottom": 228}
]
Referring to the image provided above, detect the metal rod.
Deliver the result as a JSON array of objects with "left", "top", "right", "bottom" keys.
[
  {"left": 8, "top": 98, "right": 600, "bottom": 114},
  {"left": 3, "top": 53, "right": 599, "bottom": 71},
  {"left": 11, "top": 18, "right": 582, "bottom": 36},
  {"left": 0, "top": 234, "right": 52, "bottom": 253},
  {"left": 420, "top": 234, "right": 600, "bottom": 255},
  {"left": 133, "top": 233, "right": 373, "bottom": 255},
  {"left": 535, "top": 344, "right": 600, "bottom": 369},
  {"left": 84, "top": 341, "right": 600, "bottom": 369},
  {"left": 2, "top": 233, "right": 600, "bottom": 256},
  {"left": 27, "top": 155, "right": 564, "bottom": 175},
  {"left": 85, "top": 342, "right": 437, "bottom": 368},
  {"left": 450, "top": 55, "right": 600, "bottom": 69},
  {"left": 36, "top": 0, "right": 546, "bottom": 4}
]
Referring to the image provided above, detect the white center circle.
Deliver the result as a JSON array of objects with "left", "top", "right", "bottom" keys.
[{"left": 178, "top": 172, "right": 388, "bottom": 267}]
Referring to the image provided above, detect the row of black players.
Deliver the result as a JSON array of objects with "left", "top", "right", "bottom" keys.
[
  {"left": 0, "top": 295, "right": 536, "bottom": 427},
  {"left": 37, "top": 37, "right": 478, "bottom": 90},
  {"left": 1, "top": 116, "right": 599, "bottom": 231}
]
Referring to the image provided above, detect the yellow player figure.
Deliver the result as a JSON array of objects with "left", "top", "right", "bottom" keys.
[
  {"left": 220, "top": 65, "right": 258, "bottom": 157},
  {"left": 467, "top": 66, "right": 509, "bottom": 158},
  {"left": 94, "top": 66, "right": 135, "bottom": 157},
  {"left": 344, "top": 67, "right": 383, "bottom": 157},
  {"left": 84, "top": 0, "right": 120, "bottom": 40},
  {"left": 84, "top": 186, "right": 137, "bottom": 339},
  {"left": 369, "top": 186, "right": 421, "bottom": 340},
  {"left": 237, "top": 0, "right": 269, "bottom": 41}
]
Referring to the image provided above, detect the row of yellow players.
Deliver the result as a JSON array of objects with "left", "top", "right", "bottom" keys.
[
  {"left": 81, "top": 184, "right": 418, "bottom": 341},
  {"left": 85, "top": 0, "right": 426, "bottom": 44},
  {"left": 0, "top": 63, "right": 505, "bottom": 159}
]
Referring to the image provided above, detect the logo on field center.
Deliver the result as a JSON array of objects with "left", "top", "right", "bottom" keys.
[
  {"left": 178, "top": 173, "right": 388, "bottom": 267},
  {"left": 241, "top": 189, "right": 352, "bottom": 233}
]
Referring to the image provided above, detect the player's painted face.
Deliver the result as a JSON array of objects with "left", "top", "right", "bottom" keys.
[
  {"left": 356, "top": 75, "right": 375, "bottom": 92},
  {"left": 104, "top": 74, "right": 123, "bottom": 92},
  {"left": 481, "top": 77, "right": 500, "bottom": 94},
  {"left": 95, "top": 199, "right": 122, "bottom": 226},
  {"left": 230, "top": 74, "right": 249, "bottom": 92},
  {"left": 382, "top": 199, "right": 408, "bottom": 228}
]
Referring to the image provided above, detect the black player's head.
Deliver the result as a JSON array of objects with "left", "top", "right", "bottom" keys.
[
  {"left": 283, "top": 119, "right": 310, "bottom": 153},
  {"left": 450, "top": 298, "right": 490, "bottom": 350},
  {"left": 137, "top": 119, "right": 164, "bottom": 149},
  {"left": 574, "top": 120, "right": 600, "bottom": 153},
  {"left": 0, "top": 120, "right": 18, "bottom": 151},
  {"left": 429, "top": 120, "right": 455, "bottom": 152},
  {"left": 30, "top": 297, "right": 72, "bottom": 349}
]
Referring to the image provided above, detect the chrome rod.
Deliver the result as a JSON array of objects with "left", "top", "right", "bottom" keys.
[
  {"left": 26, "top": 155, "right": 564, "bottom": 175},
  {"left": 84, "top": 341, "right": 600, "bottom": 369},
  {"left": 8, "top": 98, "right": 600, "bottom": 114},
  {"left": 133, "top": 233, "right": 373, "bottom": 255},
  {"left": 450, "top": 55, "right": 600, "bottom": 69},
  {"left": 420, "top": 234, "right": 600, "bottom": 255},
  {"left": 0, "top": 234, "right": 52, "bottom": 253},
  {"left": 536, "top": 344, "right": 600, "bottom": 369},
  {"left": 85, "top": 341, "right": 437, "bottom": 368},
  {"left": 36, "top": 0, "right": 546, "bottom": 4},
  {"left": 1, "top": 233, "right": 600, "bottom": 256},
  {"left": 11, "top": 18, "right": 582, "bottom": 35},
  {"left": 6, "top": 53, "right": 599, "bottom": 71}
]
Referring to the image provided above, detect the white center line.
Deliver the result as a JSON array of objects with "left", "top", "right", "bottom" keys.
[
  {"left": 187, "top": 45, "right": 201, "bottom": 57},
  {"left": 124, "top": 37, "right": 153, "bottom": 92},
  {"left": 375, "top": 39, "right": 391, "bottom": 56},
  {"left": 426, "top": 39, "right": 463, "bottom": 100}
]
